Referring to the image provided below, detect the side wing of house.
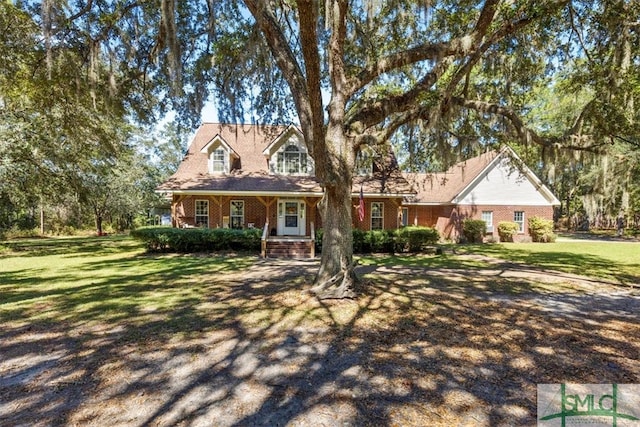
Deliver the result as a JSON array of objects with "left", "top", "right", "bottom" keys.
[
  {"left": 404, "top": 148, "right": 560, "bottom": 241},
  {"left": 453, "top": 152, "right": 560, "bottom": 240}
]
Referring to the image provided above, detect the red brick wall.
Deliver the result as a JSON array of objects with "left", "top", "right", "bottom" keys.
[
  {"left": 351, "top": 197, "right": 403, "bottom": 231},
  {"left": 174, "top": 195, "right": 555, "bottom": 242},
  {"left": 173, "top": 195, "right": 322, "bottom": 234},
  {"left": 408, "top": 203, "right": 555, "bottom": 241}
]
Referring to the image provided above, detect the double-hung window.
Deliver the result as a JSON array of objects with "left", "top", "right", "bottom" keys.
[
  {"left": 371, "top": 202, "right": 384, "bottom": 230},
  {"left": 482, "top": 211, "right": 494, "bottom": 232},
  {"left": 277, "top": 145, "right": 307, "bottom": 174},
  {"left": 401, "top": 207, "right": 409, "bottom": 227},
  {"left": 211, "top": 148, "right": 225, "bottom": 173},
  {"left": 514, "top": 211, "right": 525, "bottom": 233},
  {"left": 195, "top": 200, "right": 209, "bottom": 227},
  {"left": 230, "top": 200, "right": 244, "bottom": 229}
]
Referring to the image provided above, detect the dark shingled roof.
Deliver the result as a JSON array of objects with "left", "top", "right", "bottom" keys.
[
  {"left": 403, "top": 151, "right": 500, "bottom": 204},
  {"left": 158, "top": 123, "right": 415, "bottom": 196}
]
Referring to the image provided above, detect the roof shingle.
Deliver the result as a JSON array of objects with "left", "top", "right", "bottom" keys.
[{"left": 157, "top": 123, "right": 415, "bottom": 196}]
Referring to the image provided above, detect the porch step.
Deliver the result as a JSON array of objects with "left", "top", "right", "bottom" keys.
[{"left": 265, "top": 239, "right": 314, "bottom": 258}]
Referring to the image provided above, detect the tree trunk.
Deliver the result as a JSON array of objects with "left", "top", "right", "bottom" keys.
[
  {"left": 311, "top": 182, "right": 356, "bottom": 299},
  {"left": 311, "top": 120, "right": 357, "bottom": 299},
  {"left": 95, "top": 207, "right": 103, "bottom": 235}
]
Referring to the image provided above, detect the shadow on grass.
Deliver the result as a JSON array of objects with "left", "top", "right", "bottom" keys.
[
  {"left": 456, "top": 243, "right": 640, "bottom": 286},
  {"left": 0, "top": 234, "right": 136, "bottom": 258},
  {"left": 1, "top": 241, "right": 639, "bottom": 426}
]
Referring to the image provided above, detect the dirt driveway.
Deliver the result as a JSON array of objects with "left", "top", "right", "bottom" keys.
[{"left": 1, "top": 256, "right": 638, "bottom": 426}]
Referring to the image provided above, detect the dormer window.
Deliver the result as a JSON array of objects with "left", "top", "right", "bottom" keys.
[
  {"left": 201, "top": 135, "right": 236, "bottom": 174},
  {"left": 211, "top": 148, "right": 226, "bottom": 173},
  {"left": 276, "top": 144, "right": 309, "bottom": 175},
  {"left": 355, "top": 146, "right": 374, "bottom": 176}
]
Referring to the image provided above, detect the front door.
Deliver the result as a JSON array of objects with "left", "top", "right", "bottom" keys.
[{"left": 277, "top": 199, "right": 306, "bottom": 236}]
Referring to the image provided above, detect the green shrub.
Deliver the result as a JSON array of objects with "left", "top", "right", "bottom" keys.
[
  {"left": 528, "top": 216, "right": 556, "bottom": 243},
  {"left": 130, "top": 227, "right": 261, "bottom": 253},
  {"left": 365, "top": 230, "right": 395, "bottom": 253},
  {"left": 462, "top": 219, "right": 486, "bottom": 243},
  {"left": 497, "top": 221, "right": 519, "bottom": 242},
  {"left": 394, "top": 226, "right": 440, "bottom": 252},
  {"left": 352, "top": 228, "right": 367, "bottom": 253},
  {"left": 314, "top": 228, "right": 396, "bottom": 254}
]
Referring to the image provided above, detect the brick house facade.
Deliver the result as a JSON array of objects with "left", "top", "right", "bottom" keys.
[
  {"left": 157, "top": 123, "right": 414, "bottom": 254},
  {"left": 158, "top": 124, "right": 559, "bottom": 252},
  {"left": 403, "top": 148, "right": 560, "bottom": 241}
]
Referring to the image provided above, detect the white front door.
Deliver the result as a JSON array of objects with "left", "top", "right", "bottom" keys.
[{"left": 277, "top": 199, "right": 306, "bottom": 236}]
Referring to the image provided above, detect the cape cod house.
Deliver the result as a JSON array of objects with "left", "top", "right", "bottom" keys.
[
  {"left": 156, "top": 123, "right": 415, "bottom": 257},
  {"left": 157, "top": 123, "right": 560, "bottom": 255},
  {"left": 402, "top": 147, "right": 561, "bottom": 241}
]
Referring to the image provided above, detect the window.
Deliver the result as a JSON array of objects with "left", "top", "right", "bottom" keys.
[
  {"left": 514, "top": 211, "right": 524, "bottom": 233},
  {"left": 211, "top": 148, "right": 226, "bottom": 173},
  {"left": 355, "top": 148, "right": 373, "bottom": 175},
  {"left": 277, "top": 145, "right": 308, "bottom": 174},
  {"left": 230, "top": 200, "right": 244, "bottom": 229},
  {"left": 482, "top": 211, "right": 493, "bottom": 232},
  {"left": 371, "top": 202, "right": 384, "bottom": 230},
  {"left": 401, "top": 207, "right": 409, "bottom": 227},
  {"left": 195, "top": 200, "right": 209, "bottom": 227}
]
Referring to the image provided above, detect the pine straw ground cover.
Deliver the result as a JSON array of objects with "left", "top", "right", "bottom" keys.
[{"left": 0, "top": 236, "right": 639, "bottom": 426}]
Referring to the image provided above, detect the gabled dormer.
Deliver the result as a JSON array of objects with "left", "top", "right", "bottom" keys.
[
  {"left": 262, "top": 125, "right": 315, "bottom": 176},
  {"left": 200, "top": 134, "right": 239, "bottom": 174},
  {"left": 355, "top": 145, "right": 375, "bottom": 176}
]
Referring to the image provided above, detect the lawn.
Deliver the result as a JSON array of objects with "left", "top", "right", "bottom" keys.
[
  {"left": 456, "top": 240, "right": 640, "bottom": 285},
  {"left": 1, "top": 236, "right": 639, "bottom": 426}
]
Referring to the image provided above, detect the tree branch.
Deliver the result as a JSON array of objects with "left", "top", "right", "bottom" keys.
[
  {"left": 296, "top": 0, "right": 325, "bottom": 156},
  {"left": 346, "top": 0, "right": 500, "bottom": 97},
  {"left": 452, "top": 96, "right": 608, "bottom": 152},
  {"left": 244, "top": 0, "right": 312, "bottom": 134}
]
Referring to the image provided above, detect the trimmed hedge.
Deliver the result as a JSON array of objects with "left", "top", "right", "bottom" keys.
[
  {"left": 528, "top": 216, "right": 556, "bottom": 243},
  {"left": 315, "top": 226, "right": 439, "bottom": 254},
  {"left": 130, "top": 226, "right": 261, "bottom": 253},
  {"left": 134, "top": 225, "right": 441, "bottom": 254},
  {"left": 462, "top": 219, "right": 486, "bottom": 243},
  {"left": 497, "top": 221, "right": 519, "bottom": 242},
  {"left": 394, "top": 226, "right": 440, "bottom": 252}
]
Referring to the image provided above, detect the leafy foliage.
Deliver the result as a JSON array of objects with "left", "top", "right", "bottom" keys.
[
  {"left": 528, "top": 216, "right": 556, "bottom": 243},
  {"left": 394, "top": 226, "right": 441, "bottom": 252},
  {"left": 130, "top": 227, "right": 262, "bottom": 253},
  {"left": 316, "top": 227, "right": 439, "bottom": 254},
  {"left": 497, "top": 221, "right": 520, "bottom": 242},
  {"left": 462, "top": 220, "right": 487, "bottom": 244}
]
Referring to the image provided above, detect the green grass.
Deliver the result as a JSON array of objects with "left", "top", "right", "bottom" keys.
[
  {"left": 456, "top": 241, "right": 640, "bottom": 284},
  {"left": 0, "top": 235, "right": 254, "bottom": 327},
  {"left": 2, "top": 236, "right": 637, "bottom": 332}
]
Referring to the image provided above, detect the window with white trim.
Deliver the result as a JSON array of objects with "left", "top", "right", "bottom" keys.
[
  {"left": 401, "top": 207, "right": 409, "bottom": 227},
  {"left": 482, "top": 211, "right": 493, "bottom": 232},
  {"left": 276, "top": 144, "right": 308, "bottom": 174},
  {"left": 230, "top": 200, "right": 244, "bottom": 229},
  {"left": 195, "top": 200, "right": 209, "bottom": 227},
  {"left": 355, "top": 147, "right": 373, "bottom": 176},
  {"left": 371, "top": 202, "right": 384, "bottom": 230},
  {"left": 210, "top": 148, "right": 226, "bottom": 173},
  {"left": 514, "top": 211, "right": 525, "bottom": 233}
]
